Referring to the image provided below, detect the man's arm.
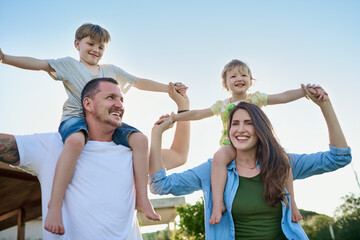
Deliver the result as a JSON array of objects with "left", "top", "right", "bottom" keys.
[
  {"left": 0, "top": 48, "right": 53, "bottom": 72},
  {"left": 0, "top": 134, "right": 20, "bottom": 166}
]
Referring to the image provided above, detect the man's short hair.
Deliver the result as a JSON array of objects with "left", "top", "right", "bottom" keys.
[{"left": 81, "top": 78, "right": 118, "bottom": 116}]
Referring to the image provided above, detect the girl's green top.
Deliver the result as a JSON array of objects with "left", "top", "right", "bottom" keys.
[{"left": 210, "top": 92, "right": 268, "bottom": 146}]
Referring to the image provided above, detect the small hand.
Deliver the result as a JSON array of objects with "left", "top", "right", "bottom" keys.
[
  {"left": 302, "top": 84, "right": 328, "bottom": 101},
  {"left": 153, "top": 113, "right": 175, "bottom": 133},
  {"left": 169, "top": 82, "right": 189, "bottom": 110},
  {"left": 303, "top": 84, "right": 329, "bottom": 106},
  {"left": 306, "top": 84, "right": 328, "bottom": 101},
  {"left": 173, "top": 82, "right": 188, "bottom": 96}
]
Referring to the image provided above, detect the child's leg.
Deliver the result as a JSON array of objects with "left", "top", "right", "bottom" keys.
[
  {"left": 128, "top": 132, "right": 161, "bottom": 221},
  {"left": 45, "top": 131, "right": 85, "bottom": 235},
  {"left": 209, "top": 145, "right": 236, "bottom": 225},
  {"left": 287, "top": 168, "right": 302, "bottom": 222}
]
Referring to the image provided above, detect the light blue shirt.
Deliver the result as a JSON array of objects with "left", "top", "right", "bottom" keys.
[{"left": 150, "top": 145, "right": 351, "bottom": 240}]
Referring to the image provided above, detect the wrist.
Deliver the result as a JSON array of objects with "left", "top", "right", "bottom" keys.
[{"left": 177, "top": 110, "right": 189, "bottom": 114}]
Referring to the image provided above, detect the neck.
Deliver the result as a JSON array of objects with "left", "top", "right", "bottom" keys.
[
  {"left": 235, "top": 149, "right": 257, "bottom": 165},
  {"left": 86, "top": 120, "right": 114, "bottom": 142},
  {"left": 230, "top": 92, "right": 247, "bottom": 102}
]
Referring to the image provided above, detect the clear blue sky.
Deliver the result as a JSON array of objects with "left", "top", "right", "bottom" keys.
[{"left": 1, "top": 0, "right": 359, "bottom": 231}]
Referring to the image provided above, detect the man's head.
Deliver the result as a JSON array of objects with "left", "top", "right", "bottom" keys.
[{"left": 81, "top": 78, "right": 124, "bottom": 129}]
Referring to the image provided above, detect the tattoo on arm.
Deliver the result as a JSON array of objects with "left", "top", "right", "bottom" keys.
[{"left": 0, "top": 136, "right": 20, "bottom": 165}]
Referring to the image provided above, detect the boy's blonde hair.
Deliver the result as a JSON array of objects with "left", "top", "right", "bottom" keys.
[
  {"left": 221, "top": 59, "right": 254, "bottom": 91},
  {"left": 75, "top": 23, "right": 111, "bottom": 44}
]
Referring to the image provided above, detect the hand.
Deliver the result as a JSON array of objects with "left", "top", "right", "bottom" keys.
[
  {"left": 169, "top": 82, "right": 189, "bottom": 110},
  {"left": 153, "top": 113, "right": 175, "bottom": 133},
  {"left": 173, "top": 82, "right": 188, "bottom": 96},
  {"left": 302, "top": 84, "right": 329, "bottom": 106},
  {"left": 305, "top": 84, "right": 328, "bottom": 101},
  {"left": 0, "top": 48, "right": 4, "bottom": 63}
]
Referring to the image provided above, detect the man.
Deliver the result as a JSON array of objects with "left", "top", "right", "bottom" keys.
[{"left": 0, "top": 77, "right": 190, "bottom": 239}]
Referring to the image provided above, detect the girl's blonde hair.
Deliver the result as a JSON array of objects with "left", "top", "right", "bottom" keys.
[
  {"left": 221, "top": 59, "right": 254, "bottom": 91},
  {"left": 75, "top": 23, "right": 111, "bottom": 44}
]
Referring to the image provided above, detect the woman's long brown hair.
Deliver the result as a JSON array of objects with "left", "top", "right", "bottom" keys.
[{"left": 227, "top": 102, "right": 290, "bottom": 207}]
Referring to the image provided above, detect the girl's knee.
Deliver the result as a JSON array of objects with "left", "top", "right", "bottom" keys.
[
  {"left": 128, "top": 132, "right": 148, "bottom": 150},
  {"left": 64, "top": 132, "right": 86, "bottom": 148}
]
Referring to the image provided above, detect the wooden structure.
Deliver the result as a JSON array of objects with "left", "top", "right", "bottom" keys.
[{"left": 0, "top": 162, "right": 41, "bottom": 240}]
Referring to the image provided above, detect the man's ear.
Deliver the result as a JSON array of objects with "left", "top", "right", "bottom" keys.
[{"left": 83, "top": 97, "right": 93, "bottom": 113}]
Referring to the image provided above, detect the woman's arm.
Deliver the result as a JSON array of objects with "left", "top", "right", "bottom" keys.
[
  {"left": 305, "top": 86, "right": 347, "bottom": 148},
  {"left": 291, "top": 86, "right": 351, "bottom": 179}
]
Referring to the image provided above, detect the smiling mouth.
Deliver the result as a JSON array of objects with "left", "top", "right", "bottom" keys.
[
  {"left": 235, "top": 82, "right": 245, "bottom": 87},
  {"left": 236, "top": 136, "right": 248, "bottom": 140}
]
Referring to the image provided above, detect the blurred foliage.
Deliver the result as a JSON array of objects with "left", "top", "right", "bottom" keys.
[{"left": 173, "top": 198, "right": 205, "bottom": 240}]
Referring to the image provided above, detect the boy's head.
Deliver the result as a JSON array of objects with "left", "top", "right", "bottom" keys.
[
  {"left": 221, "top": 59, "right": 254, "bottom": 92},
  {"left": 75, "top": 23, "right": 111, "bottom": 44}
]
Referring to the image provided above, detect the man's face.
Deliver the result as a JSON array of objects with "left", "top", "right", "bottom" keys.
[{"left": 91, "top": 82, "right": 124, "bottom": 129}]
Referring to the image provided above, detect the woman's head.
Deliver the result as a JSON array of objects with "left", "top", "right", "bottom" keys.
[
  {"left": 221, "top": 59, "right": 254, "bottom": 93},
  {"left": 227, "top": 102, "right": 290, "bottom": 207}
]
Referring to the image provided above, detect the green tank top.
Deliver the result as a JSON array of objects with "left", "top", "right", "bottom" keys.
[{"left": 231, "top": 174, "right": 287, "bottom": 240}]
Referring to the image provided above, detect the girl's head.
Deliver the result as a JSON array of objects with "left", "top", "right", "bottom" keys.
[
  {"left": 227, "top": 102, "right": 290, "bottom": 207},
  {"left": 221, "top": 59, "right": 254, "bottom": 93},
  {"left": 75, "top": 23, "right": 111, "bottom": 45}
]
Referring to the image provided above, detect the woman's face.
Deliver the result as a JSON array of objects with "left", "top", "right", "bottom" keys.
[{"left": 229, "top": 109, "right": 258, "bottom": 152}]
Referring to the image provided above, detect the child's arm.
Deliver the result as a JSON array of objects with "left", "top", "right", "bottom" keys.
[
  {"left": 174, "top": 108, "right": 214, "bottom": 122},
  {"left": 133, "top": 78, "right": 187, "bottom": 94},
  {"left": 267, "top": 87, "right": 307, "bottom": 105},
  {"left": 0, "top": 48, "right": 53, "bottom": 72},
  {"left": 133, "top": 78, "right": 169, "bottom": 92}
]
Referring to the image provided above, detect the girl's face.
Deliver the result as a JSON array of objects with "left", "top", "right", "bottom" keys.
[
  {"left": 229, "top": 109, "right": 258, "bottom": 152},
  {"left": 225, "top": 66, "right": 251, "bottom": 95}
]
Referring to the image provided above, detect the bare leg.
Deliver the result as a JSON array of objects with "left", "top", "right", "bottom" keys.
[
  {"left": 129, "top": 132, "right": 160, "bottom": 221},
  {"left": 287, "top": 168, "right": 302, "bottom": 222},
  {"left": 44, "top": 132, "right": 85, "bottom": 235},
  {"left": 209, "top": 145, "right": 236, "bottom": 225}
]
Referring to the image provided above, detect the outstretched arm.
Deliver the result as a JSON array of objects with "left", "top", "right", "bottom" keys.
[
  {"left": 304, "top": 86, "right": 347, "bottom": 148},
  {"left": 0, "top": 134, "right": 20, "bottom": 166},
  {"left": 161, "top": 83, "right": 191, "bottom": 170},
  {"left": 0, "top": 48, "right": 53, "bottom": 72},
  {"left": 133, "top": 78, "right": 188, "bottom": 94},
  {"left": 267, "top": 87, "right": 307, "bottom": 105}
]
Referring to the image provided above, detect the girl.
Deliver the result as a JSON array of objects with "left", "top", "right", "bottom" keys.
[{"left": 173, "top": 59, "right": 324, "bottom": 224}]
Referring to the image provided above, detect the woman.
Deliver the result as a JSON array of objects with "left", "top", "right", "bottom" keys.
[{"left": 149, "top": 86, "right": 351, "bottom": 239}]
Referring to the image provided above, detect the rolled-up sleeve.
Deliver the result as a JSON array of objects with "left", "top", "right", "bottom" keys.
[
  {"left": 290, "top": 145, "right": 352, "bottom": 180},
  {"left": 150, "top": 161, "right": 211, "bottom": 196}
]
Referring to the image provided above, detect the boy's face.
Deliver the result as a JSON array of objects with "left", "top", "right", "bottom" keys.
[{"left": 75, "top": 36, "right": 106, "bottom": 66}]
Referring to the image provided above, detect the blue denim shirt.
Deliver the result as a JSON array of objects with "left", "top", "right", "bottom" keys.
[{"left": 150, "top": 145, "right": 351, "bottom": 240}]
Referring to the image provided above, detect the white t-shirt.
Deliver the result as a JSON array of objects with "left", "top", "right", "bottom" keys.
[
  {"left": 15, "top": 133, "right": 142, "bottom": 240},
  {"left": 47, "top": 57, "right": 137, "bottom": 122}
]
